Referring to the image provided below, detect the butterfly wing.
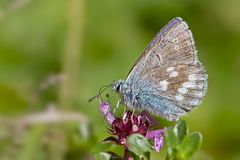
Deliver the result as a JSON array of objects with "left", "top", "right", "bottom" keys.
[
  {"left": 123, "top": 17, "right": 207, "bottom": 121},
  {"left": 126, "top": 17, "right": 196, "bottom": 84},
  {"left": 136, "top": 63, "right": 207, "bottom": 121}
]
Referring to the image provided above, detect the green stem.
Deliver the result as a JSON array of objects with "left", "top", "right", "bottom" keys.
[{"left": 59, "top": 0, "right": 85, "bottom": 109}]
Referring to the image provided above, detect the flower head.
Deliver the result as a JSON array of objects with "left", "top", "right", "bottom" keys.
[
  {"left": 111, "top": 110, "right": 150, "bottom": 145},
  {"left": 99, "top": 98, "right": 165, "bottom": 153}
]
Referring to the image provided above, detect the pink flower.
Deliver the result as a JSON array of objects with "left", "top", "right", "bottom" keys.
[
  {"left": 111, "top": 110, "right": 150, "bottom": 145},
  {"left": 99, "top": 98, "right": 164, "bottom": 154},
  {"left": 146, "top": 129, "right": 165, "bottom": 152},
  {"left": 99, "top": 100, "right": 115, "bottom": 125}
]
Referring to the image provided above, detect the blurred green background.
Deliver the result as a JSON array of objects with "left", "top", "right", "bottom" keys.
[{"left": 0, "top": 0, "right": 240, "bottom": 159}]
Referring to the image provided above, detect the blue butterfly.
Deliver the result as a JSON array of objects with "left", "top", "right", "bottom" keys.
[{"left": 111, "top": 17, "right": 208, "bottom": 121}]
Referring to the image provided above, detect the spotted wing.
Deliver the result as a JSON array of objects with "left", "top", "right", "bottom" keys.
[
  {"left": 124, "top": 17, "right": 207, "bottom": 121},
  {"left": 126, "top": 17, "right": 196, "bottom": 84},
  {"left": 136, "top": 63, "right": 207, "bottom": 121}
]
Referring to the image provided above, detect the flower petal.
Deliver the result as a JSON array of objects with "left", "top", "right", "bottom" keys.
[
  {"left": 146, "top": 129, "right": 165, "bottom": 152},
  {"left": 154, "top": 136, "right": 164, "bottom": 152},
  {"left": 99, "top": 100, "right": 115, "bottom": 125},
  {"left": 145, "top": 129, "right": 165, "bottom": 139}
]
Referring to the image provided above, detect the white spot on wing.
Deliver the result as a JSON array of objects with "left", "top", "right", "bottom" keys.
[
  {"left": 167, "top": 67, "right": 174, "bottom": 72},
  {"left": 178, "top": 87, "right": 188, "bottom": 94},
  {"left": 182, "top": 81, "right": 196, "bottom": 88},
  {"left": 188, "top": 74, "right": 197, "bottom": 81},
  {"left": 169, "top": 71, "right": 178, "bottom": 78},
  {"left": 167, "top": 67, "right": 178, "bottom": 78},
  {"left": 175, "top": 94, "right": 184, "bottom": 101},
  {"left": 159, "top": 80, "right": 169, "bottom": 91},
  {"left": 188, "top": 74, "right": 207, "bottom": 81},
  {"left": 194, "top": 91, "right": 203, "bottom": 97},
  {"left": 189, "top": 100, "right": 200, "bottom": 106},
  {"left": 195, "top": 84, "right": 204, "bottom": 89},
  {"left": 173, "top": 38, "right": 178, "bottom": 43}
]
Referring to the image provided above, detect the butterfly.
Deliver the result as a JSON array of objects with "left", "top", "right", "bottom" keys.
[{"left": 111, "top": 17, "right": 208, "bottom": 121}]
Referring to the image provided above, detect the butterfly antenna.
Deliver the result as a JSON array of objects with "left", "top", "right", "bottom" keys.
[{"left": 88, "top": 84, "right": 111, "bottom": 102}]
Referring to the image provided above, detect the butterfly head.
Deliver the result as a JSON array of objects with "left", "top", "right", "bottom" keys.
[{"left": 112, "top": 80, "right": 125, "bottom": 93}]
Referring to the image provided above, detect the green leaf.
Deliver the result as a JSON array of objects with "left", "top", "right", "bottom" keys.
[
  {"left": 96, "top": 152, "right": 111, "bottom": 160},
  {"left": 175, "top": 120, "right": 188, "bottom": 142},
  {"left": 144, "top": 152, "right": 151, "bottom": 160},
  {"left": 127, "top": 134, "right": 151, "bottom": 157},
  {"left": 129, "top": 150, "right": 150, "bottom": 160},
  {"left": 107, "top": 152, "right": 123, "bottom": 160},
  {"left": 165, "top": 128, "right": 178, "bottom": 157},
  {"left": 128, "top": 151, "right": 141, "bottom": 160},
  {"left": 177, "top": 132, "right": 202, "bottom": 159},
  {"left": 94, "top": 152, "right": 124, "bottom": 160}
]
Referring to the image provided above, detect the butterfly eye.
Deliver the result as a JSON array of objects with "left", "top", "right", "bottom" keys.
[{"left": 116, "top": 84, "right": 121, "bottom": 92}]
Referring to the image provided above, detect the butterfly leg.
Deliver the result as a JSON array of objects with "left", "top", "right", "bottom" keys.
[
  {"left": 131, "top": 109, "right": 135, "bottom": 122},
  {"left": 113, "top": 99, "right": 121, "bottom": 113}
]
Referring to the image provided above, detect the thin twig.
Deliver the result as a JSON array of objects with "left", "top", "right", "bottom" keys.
[{"left": 0, "top": 103, "right": 88, "bottom": 129}]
